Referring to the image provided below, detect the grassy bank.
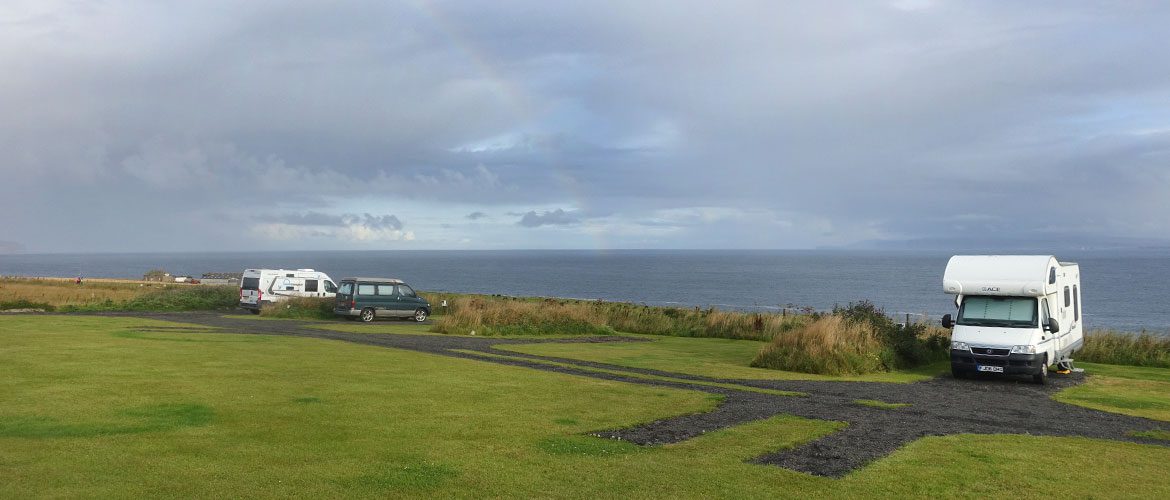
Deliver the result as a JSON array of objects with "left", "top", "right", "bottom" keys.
[
  {"left": 0, "top": 277, "right": 237, "bottom": 312},
  {"left": 428, "top": 294, "right": 809, "bottom": 340},
  {"left": 1079, "top": 330, "right": 1170, "bottom": 368}
]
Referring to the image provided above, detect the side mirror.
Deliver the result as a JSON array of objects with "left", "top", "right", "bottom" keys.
[
  {"left": 941, "top": 314, "right": 953, "bottom": 328},
  {"left": 1045, "top": 318, "right": 1060, "bottom": 333}
]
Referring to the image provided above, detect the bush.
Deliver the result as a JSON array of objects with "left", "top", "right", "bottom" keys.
[
  {"left": 751, "top": 315, "right": 888, "bottom": 375},
  {"left": 1078, "top": 330, "right": 1170, "bottom": 368},
  {"left": 750, "top": 301, "right": 948, "bottom": 375},
  {"left": 259, "top": 297, "right": 336, "bottom": 320}
]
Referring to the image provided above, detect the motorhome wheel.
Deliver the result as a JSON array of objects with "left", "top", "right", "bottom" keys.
[{"left": 1033, "top": 359, "right": 1048, "bottom": 385}]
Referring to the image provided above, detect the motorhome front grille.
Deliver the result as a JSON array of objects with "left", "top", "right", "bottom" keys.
[{"left": 971, "top": 347, "right": 1010, "bottom": 356}]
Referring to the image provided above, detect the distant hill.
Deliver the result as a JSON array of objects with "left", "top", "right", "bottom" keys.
[{"left": 0, "top": 241, "right": 25, "bottom": 254}]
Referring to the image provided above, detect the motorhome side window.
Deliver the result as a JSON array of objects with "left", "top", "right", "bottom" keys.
[
  {"left": 1064, "top": 286, "right": 1071, "bottom": 307},
  {"left": 1073, "top": 285, "right": 1079, "bottom": 321},
  {"left": 357, "top": 284, "right": 376, "bottom": 295},
  {"left": 1049, "top": 267, "right": 1056, "bottom": 284},
  {"left": 399, "top": 285, "right": 416, "bottom": 297},
  {"left": 305, "top": 280, "right": 318, "bottom": 292},
  {"left": 325, "top": 281, "right": 337, "bottom": 293},
  {"left": 957, "top": 296, "right": 1037, "bottom": 327}
]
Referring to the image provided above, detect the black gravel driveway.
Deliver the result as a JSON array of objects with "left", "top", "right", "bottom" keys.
[{"left": 88, "top": 312, "right": 1170, "bottom": 478}]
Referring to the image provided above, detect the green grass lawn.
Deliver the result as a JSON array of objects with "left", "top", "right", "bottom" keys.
[
  {"left": 497, "top": 335, "right": 948, "bottom": 383},
  {"left": 3, "top": 315, "right": 1170, "bottom": 498},
  {"left": 1054, "top": 363, "right": 1170, "bottom": 422}
]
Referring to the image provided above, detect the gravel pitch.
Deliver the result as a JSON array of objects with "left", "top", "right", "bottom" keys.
[{"left": 84, "top": 312, "right": 1170, "bottom": 478}]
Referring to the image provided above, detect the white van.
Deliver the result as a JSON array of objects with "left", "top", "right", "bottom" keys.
[
  {"left": 942, "top": 255, "right": 1083, "bottom": 384},
  {"left": 238, "top": 268, "right": 338, "bottom": 314}
]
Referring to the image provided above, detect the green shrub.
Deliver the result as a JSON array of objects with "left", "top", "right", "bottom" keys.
[
  {"left": 1079, "top": 330, "right": 1170, "bottom": 368},
  {"left": 0, "top": 299, "right": 56, "bottom": 311},
  {"left": 260, "top": 297, "right": 336, "bottom": 320}
]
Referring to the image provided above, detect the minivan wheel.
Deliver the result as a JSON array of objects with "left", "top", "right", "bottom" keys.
[
  {"left": 414, "top": 308, "right": 428, "bottom": 322},
  {"left": 951, "top": 364, "right": 967, "bottom": 379},
  {"left": 360, "top": 308, "right": 376, "bottom": 323},
  {"left": 1033, "top": 358, "right": 1048, "bottom": 385}
]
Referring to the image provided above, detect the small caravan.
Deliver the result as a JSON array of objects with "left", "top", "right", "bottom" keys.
[
  {"left": 941, "top": 255, "right": 1083, "bottom": 384},
  {"left": 238, "top": 268, "right": 337, "bottom": 314}
]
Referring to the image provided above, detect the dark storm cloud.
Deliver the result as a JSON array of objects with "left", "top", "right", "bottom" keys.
[
  {"left": 517, "top": 209, "right": 580, "bottom": 227},
  {"left": 2, "top": 1, "right": 1169, "bottom": 251}
]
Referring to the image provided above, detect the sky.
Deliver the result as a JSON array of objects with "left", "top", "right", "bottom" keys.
[{"left": 2, "top": 0, "right": 1169, "bottom": 253}]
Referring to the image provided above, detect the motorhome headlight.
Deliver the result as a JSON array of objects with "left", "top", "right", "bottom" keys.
[
  {"left": 951, "top": 341, "right": 970, "bottom": 351},
  {"left": 1010, "top": 345, "right": 1037, "bottom": 355}
]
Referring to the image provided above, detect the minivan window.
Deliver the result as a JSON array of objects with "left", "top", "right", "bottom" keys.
[
  {"left": 242, "top": 277, "right": 260, "bottom": 290},
  {"left": 376, "top": 284, "right": 396, "bottom": 296},
  {"left": 399, "top": 285, "right": 416, "bottom": 297},
  {"left": 957, "top": 296, "right": 1037, "bottom": 327},
  {"left": 325, "top": 281, "right": 337, "bottom": 293},
  {"left": 338, "top": 282, "right": 353, "bottom": 295},
  {"left": 357, "top": 284, "right": 376, "bottom": 295},
  {"left": 305, "top": 280, "right": 318, "bottom": 292}
]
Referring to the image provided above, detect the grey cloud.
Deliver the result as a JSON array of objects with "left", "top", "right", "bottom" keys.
[
  {"left": 349, "top": 214, "right": 404, "bottom": 231},
  {"left": 465, "top": 211, "right": 487, "bottom": 220},
  {"left": 517, "top": 209, "right": 580, "bottom": 228},
  {"left": 257, "top": 212, "right": 403, "bottom": 231}
]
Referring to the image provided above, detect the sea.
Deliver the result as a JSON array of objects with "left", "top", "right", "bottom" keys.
[{"left": 1, "top": 249, "right": 1166, "bottom": 334}]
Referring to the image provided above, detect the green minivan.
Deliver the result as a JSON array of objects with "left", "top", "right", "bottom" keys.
[{"left": 334, "top": 277, "right": 431, "bottom": 322}]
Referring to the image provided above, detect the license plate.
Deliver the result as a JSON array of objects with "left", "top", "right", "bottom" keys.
[{"left": 977, "top": 365, "right": 1004, "bottom": 373}]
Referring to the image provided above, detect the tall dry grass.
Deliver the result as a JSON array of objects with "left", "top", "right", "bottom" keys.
[
  {"left": 750, "top": 315, "right": 889, "bottom": 375},
  {"left": 0, "top": 278, "right": 151, "bottom": 309},
  {"left": 1078, "top": 329, "right": 1170, "bottom": 368},
  {"left": 432, "top": 297, "right": 614, "bottom": 336}
]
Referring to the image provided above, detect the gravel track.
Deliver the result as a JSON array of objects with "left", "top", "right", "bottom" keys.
[{"left": 74, "top": 312, "right": 1170, "bottom": 477}]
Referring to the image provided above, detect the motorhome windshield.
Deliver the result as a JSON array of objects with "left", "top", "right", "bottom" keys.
[{"left": 957, "top": 296, "right": 1037, "bottom": 328}]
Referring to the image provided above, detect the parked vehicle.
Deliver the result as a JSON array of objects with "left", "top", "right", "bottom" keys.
[
  {"left": 941, "top": 255, "right": 1083, "bottom": 384},
  {"left": 239, "top": 268, "right": 338, "bottom": 314},
  {"left": 334, "top": 277, "right": 430, "bottom": 322}
]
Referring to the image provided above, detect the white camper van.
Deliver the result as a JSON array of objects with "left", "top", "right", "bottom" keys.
[
  {"left": 238, "top": 268, "right": 338, "bottom": 314},
  {"left": 941, "top": 255, "right": 1083, "bottom": 384}
]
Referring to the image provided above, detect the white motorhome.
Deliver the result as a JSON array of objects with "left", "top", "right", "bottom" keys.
[
  {"left": 238, "top": 268, "right": 338, "bottom": 314},
  {"left": 941, "top": 255, "right": 1083, "bottom": 384}
]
